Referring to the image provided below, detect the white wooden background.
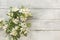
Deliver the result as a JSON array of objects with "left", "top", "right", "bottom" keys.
[{"left": 0, "top": 0, "right": 60, "bottom": 40}]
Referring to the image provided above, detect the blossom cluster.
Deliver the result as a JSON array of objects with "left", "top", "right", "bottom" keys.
[{"left": 0, "top": 7, "right": 32, "bottom": 40}]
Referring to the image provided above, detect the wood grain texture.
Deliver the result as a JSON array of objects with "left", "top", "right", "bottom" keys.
[
  {"left": 0, "top": 0, "right": 60, "bottom": 40},
  {"left": 31, "top": 31, "right": 60, "bottom": 40},
  {"left": 7, "top": 0, "right": 60, "bottom": 8},
  {"left": 0, "top": 0, "right": 7, "bottom": 8}
]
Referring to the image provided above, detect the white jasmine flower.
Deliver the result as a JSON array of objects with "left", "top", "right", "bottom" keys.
[
  {"left": 20, "top": 28, "right": 25, "bottom": 31},
  {"left": 7, "top": 13, "right": 13, "bottom": 16},
  {"left": 10, "top": 30, "right": 17, "bottom": 36},
  {"left": 10, "top": 28, "right": 17, "bottom": 36},
  {"left": 11, "top": 13, "right": 13, "bottom": 17},
  {"left": 12, "top": 7, "right": 19, "bottom": 12},
  {"left": 21, "top": 22, "right": 27, "bottom": 27},
  {"left": 12, "top": 28, "right": 16, "bottom": 31},
  {"left": 19, "top": 8, "right": 32, "bottom": 17},
  {"left": 24, "top": 31, "right": 27, "bottom": 34},
  {"left": 20, "top": 28, "right": 25, "bottom": 33},
  {"left": 19, "top": 8, "right": 30, "bottom": 13},
  {"left": 20, "top": 16, "right": 27, "bottom": 21},
  {"left": 15, "top": 26, "right": 19, "bottom": 30},
  {"left": 3, "top": 25, "right": 8, "bottom": 31},
  {"left": 7, "top": 13, "right": 10, "bottom": 16},
  {"left": 24, "top": 12, "right": 32, "bottom": 17},
  {"left": 19, "top": 9, "right": 23, "bottom": 13},
  {"left": 17, "top": 17, "right": 19, "bottom": 19},
  {"left": 20, "top": 28, "right": 24, "bottom": 31},
  {"left": 19, "top": 8, "right": 30, "bottom": 12},
  {"left": 20, "top": 28, "right": 27, "bottom": 35},
  {"left": 7, "top": 13, "right": 13, "bottom": 19},
  {"left": 12, "top": 19, "right": 19, "bottom": 24}
]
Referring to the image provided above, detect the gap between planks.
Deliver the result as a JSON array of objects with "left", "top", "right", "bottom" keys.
[
  {"left": 1, "top": 8, "right": 60, "bottom": 9},
  {"left": 30, "top": 30, "right": 60, "bottom": 31}
]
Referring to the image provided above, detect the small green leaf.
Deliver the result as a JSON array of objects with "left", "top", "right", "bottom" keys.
[{"left": 26, "top": 23, "right": 31, "bottom": 27}]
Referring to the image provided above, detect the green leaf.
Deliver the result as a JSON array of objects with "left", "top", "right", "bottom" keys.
[
  {"left": 26, "top": 23, "right": 31, "bottom": 27},
  {"left": 6, "top": 29, "right": 11, "bottom": 33},
  {"left": 24, "top": 33, "right": 27, "bottom": 36},
  {"left": 12, "top": 36, "right": 18, "bottom": 40}
]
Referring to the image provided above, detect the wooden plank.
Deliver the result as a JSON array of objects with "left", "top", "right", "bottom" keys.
[
  {"left": 7, "top": 0, "right": 60, "bottom": 8},
  {"left": 31, "top": 31, "right": 60, "bottom": 40},
  {"left": 0, "top": 0, "right": 7, "bottom": 8},
  {"left": 0, "top": 9, "right": 8, "bottom": 19},
  {"left": 30, "top": 19, "right": 60, "bottom": 30},
  {"left": 31, "top": 9, "right": 60, "bottom": 20},
  {"left": 0, "top": 30, "right": 6, "bottom": 40}
]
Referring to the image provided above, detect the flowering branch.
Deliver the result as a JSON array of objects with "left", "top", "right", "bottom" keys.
[{"left": 0, "top": 6, "right": 32, "bottom": 40}]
